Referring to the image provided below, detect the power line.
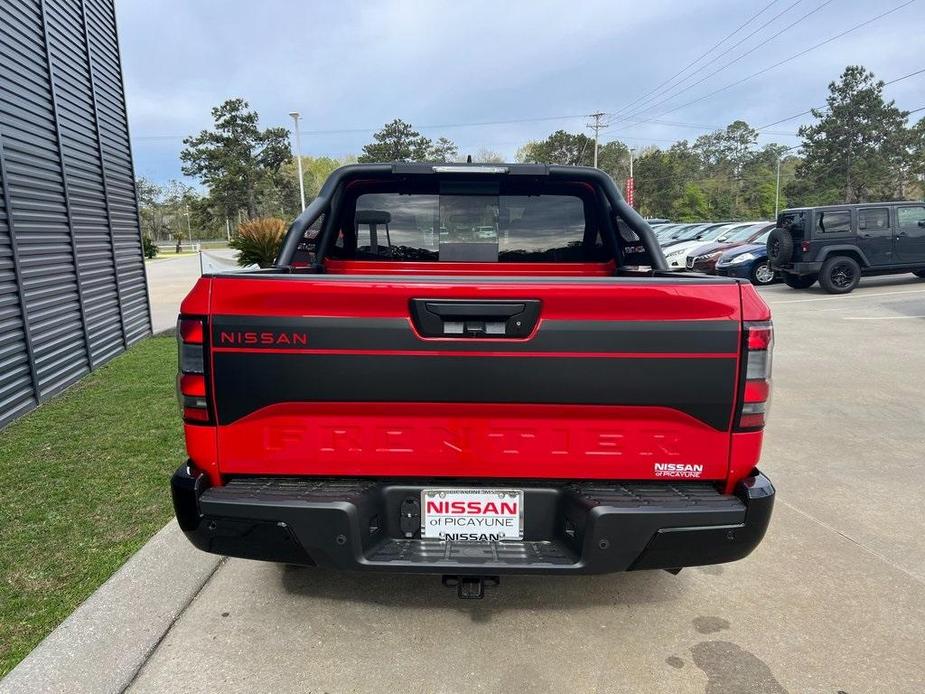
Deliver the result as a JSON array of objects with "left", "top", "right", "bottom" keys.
[
  {"left": 614, "top": 0, "right": 836, "bottom": 127},
  {"left": 616, "top": 0, "right": 811, "bottom": 120},
  {"left": 134, "top": 112, "right": 698, "bottom": 146},
  {"left": 611, "top": 0, "right": 784, "bottom": 118},
  {"left": 132, "top": 111, "right": 593, "bottom": 141},
  {"left": 622, "top": 116, "right": 797, "bottom": 138},
  {"left": 756, "top": 109, "right": 815, "bottom": 130},
  {"left": 757, "top": 66, "right": 925, "bottom": 129},
  {"left": 132, "top": 5, "right": 920, "bottom": 153},
  {"left": 612, "top": 1, "right": 918, "bottom": 130}
]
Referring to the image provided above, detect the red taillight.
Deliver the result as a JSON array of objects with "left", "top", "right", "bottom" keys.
[
  {"left": 747, "top": 323, "right": 773, "bottom": 351},
  {"left": 183, "top": 406, "right": 210, "bottom": 422},
  {"left": 177, "top": 316, "right": 211, "bottom": 425},
  {"left": 738, "top": 320, "right": 773, "bottom": 430},
  {"left": 179, "top": 373, "right": 206, "bottom": 397},
  {"left": 800, "top": 240, "right": 811, "bottom": 253},
  {"left": 744, "top": 379, "right": 770, "bottom": 402},
  {"left": 179, "top": 318, "right": 204, "bottom": 344}
]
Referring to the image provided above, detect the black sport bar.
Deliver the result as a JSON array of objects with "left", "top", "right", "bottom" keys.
[{"left": 275, "top": 163, "right": 666, "bottom": 271}]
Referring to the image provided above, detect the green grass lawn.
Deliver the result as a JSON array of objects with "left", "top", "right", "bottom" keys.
[{"left": 0, "top": 336, "right": 184, "bottom": 676}]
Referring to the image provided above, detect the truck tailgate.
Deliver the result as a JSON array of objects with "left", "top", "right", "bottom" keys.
[{"left": 206, "top": 274, "right": 743, "bottom": 480}]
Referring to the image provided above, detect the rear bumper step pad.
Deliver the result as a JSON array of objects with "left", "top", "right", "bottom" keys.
[{"left": 171, "top": 468, "right": 774, "bottom": 575}]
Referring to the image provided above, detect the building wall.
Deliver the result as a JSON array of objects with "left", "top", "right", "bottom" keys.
[{"left": 0, "top": 0, "right": 151, "bottom": 428}]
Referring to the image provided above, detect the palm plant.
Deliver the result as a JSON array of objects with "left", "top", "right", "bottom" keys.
[{"left": 229, "top": 217, "right": 286, "bottom": 267}]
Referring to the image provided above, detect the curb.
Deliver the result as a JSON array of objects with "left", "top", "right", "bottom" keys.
[{"left": 0, "top": 521, "right": 222, "bottom": 694}]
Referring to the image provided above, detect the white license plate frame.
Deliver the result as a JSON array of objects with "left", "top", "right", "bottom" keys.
[{"left": 421, "top": 488, "right": 524, "bottom": 541}]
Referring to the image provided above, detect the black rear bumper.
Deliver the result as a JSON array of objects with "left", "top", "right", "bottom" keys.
[
  {"left": 171, "top": 466, "right": 774, "bottom": 575},
  {"left": 783, "top": 261, "right": 823, "bottom": 275}
]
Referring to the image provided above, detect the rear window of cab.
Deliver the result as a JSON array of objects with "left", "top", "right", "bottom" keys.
[{"left": 330, "top": 182, "right": 610, "bottom": 263}]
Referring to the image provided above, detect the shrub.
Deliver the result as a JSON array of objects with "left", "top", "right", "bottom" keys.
[
  {"left": 142, "top": 235, "right": 158, "bottom": 259},
  {"left": 229, "top": 217, "right": 287, "bottom": 268}
]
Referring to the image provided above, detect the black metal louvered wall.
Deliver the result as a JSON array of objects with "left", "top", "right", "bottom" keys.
[{"left": 0, "top": 0, "right": 151, "bottom": 428}]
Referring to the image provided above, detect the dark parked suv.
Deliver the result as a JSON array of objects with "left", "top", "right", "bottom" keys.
[{"left": 767, "top": 203, "right": 925, "bottom": 293}]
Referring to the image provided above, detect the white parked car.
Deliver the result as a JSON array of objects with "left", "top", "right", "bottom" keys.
[{"left": 662, "top": 223, "right": 754, "bottom": 270}]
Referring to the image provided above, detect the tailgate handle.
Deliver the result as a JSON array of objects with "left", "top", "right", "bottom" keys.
[{"left": 411, "top": 299, "right": 540, "bottom": 338}]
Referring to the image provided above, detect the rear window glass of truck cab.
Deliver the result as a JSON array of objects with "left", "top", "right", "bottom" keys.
[{"left": 330, "top": 185, "right": 608, "bottom": 262}]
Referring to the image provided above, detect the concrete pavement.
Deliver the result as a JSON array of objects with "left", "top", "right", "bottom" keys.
[
  {"left": 125, "top": 275, "right": 925, "bottom": 693},
  {"left": 144, "top": 250, "right": 236, "bottom": 332},
  {"left": 128, "top": 505, "right": 925, "bottom": 693},
  {"left": 7, "top": 273, "right": 924, "bottom": 693}
]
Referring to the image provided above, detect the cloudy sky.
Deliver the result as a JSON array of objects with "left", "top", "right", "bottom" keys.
[{"left": 116, "top": 0, "right": 925, "bottom": 183}]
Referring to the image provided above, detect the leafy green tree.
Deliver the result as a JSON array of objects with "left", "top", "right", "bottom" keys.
[
  {"left": 136, "top": 178, "right": 198, "bottom": 242},
  {"left": 633, "top": 142, "right": 702, "bottom": 219},
  {"left": 429, "top": 137, "right": 459, "bottom": 163},
  {"left": 693, "top": 120, "right": 761, "bottom": 218},
  {"left": 520, "top": 130, "right": 594, "bottom": 166},
  {"left": 899, "top": 116, "right": 925, "bottom": 199},
  {"left": 679, "top": 183, "right": 710, "bottom": 221},
  {"left": 514, "top": 142, "right": 537, "bottom": 163},
  {"left": 796, "top": 66, "right": 910, "bottom": 203},
  {"left": 181, "top": 98, "right": 291, "bottom": 219},
  {"left": 136, "top": 178, "right": 168, "bottom": 241},
  {"left": 517, "top": 131, "right": 631, "bottom": 189},
  {"left": 737, "top": 144, "right": 789, "bottom": 218},
  {"left": 273, "top": 155, "right": 356, "bottom": 218},
  {"left": 358, "top": 119, "right": 433, "bottom": 162},
  {"left": 694, "top": 121, "right": 758, "bottom": 176},
  {"left": 598, "top": 141, "right": 632, "bottom": 187}
]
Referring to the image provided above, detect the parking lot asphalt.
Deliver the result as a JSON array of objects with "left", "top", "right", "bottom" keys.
[{"left": 129, "top": 275, "right": 925, "bottom": 694}]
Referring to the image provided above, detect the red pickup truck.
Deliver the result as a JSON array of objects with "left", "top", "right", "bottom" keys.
[{"left": 171, "top": 163, "right": 774, "bottom": 597}]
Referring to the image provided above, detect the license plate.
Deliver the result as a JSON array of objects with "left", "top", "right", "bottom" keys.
[{"left": 421, "top": 489, "right": 523, "bottom": 541}]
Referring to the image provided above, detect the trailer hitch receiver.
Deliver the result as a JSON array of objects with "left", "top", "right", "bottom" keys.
[{"left": 442, "top": 575, "right": 500, "bottom": 599}]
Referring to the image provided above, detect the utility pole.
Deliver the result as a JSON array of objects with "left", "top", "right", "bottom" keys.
[
  {"left": 586, "top": 112, "right": 608, "bottom": 168},
  {"left": 289, "top": 111, "right": 306, "bottom": 211}
]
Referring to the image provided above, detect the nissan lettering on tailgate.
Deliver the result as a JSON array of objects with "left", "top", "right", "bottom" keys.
[{"left": 171, "top": 162, "right": 775, "bottom": 599}]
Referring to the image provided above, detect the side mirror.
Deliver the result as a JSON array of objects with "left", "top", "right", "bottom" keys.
[{"left": 917, "top": 220, "right": 925, "bottom": 228}]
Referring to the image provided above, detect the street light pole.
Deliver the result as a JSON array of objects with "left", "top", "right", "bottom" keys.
[
  {"left": 774, "top": 157, "right": 782, "bottom": 220},
  {"left": 184, "top": 206, "right": 192, "bottom": 246},
  {"left": 774, "top": 144, "right": 801, "bottom": 220},
  {"left": 289, "top": 111, "right": 306, "bottom": 211},
  {"left": 624, "top": 147, "right": 636, "bottom": 208}
]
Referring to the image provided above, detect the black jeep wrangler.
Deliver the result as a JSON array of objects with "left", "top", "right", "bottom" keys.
[{"left": 767, "top": 203, "right": 925, "bottom": 293}]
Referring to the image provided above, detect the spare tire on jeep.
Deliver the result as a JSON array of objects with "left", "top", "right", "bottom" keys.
[{"left": 766, "top": 228, "right": 793, "bottom": 268}]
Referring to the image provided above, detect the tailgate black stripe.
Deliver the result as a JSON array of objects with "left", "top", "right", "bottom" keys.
[
  {"left": 212, "top": 352, "right": 737, "bottom": 430},
  {"left": 211, "top": 316, "right": 739, "bottom": 354}
]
